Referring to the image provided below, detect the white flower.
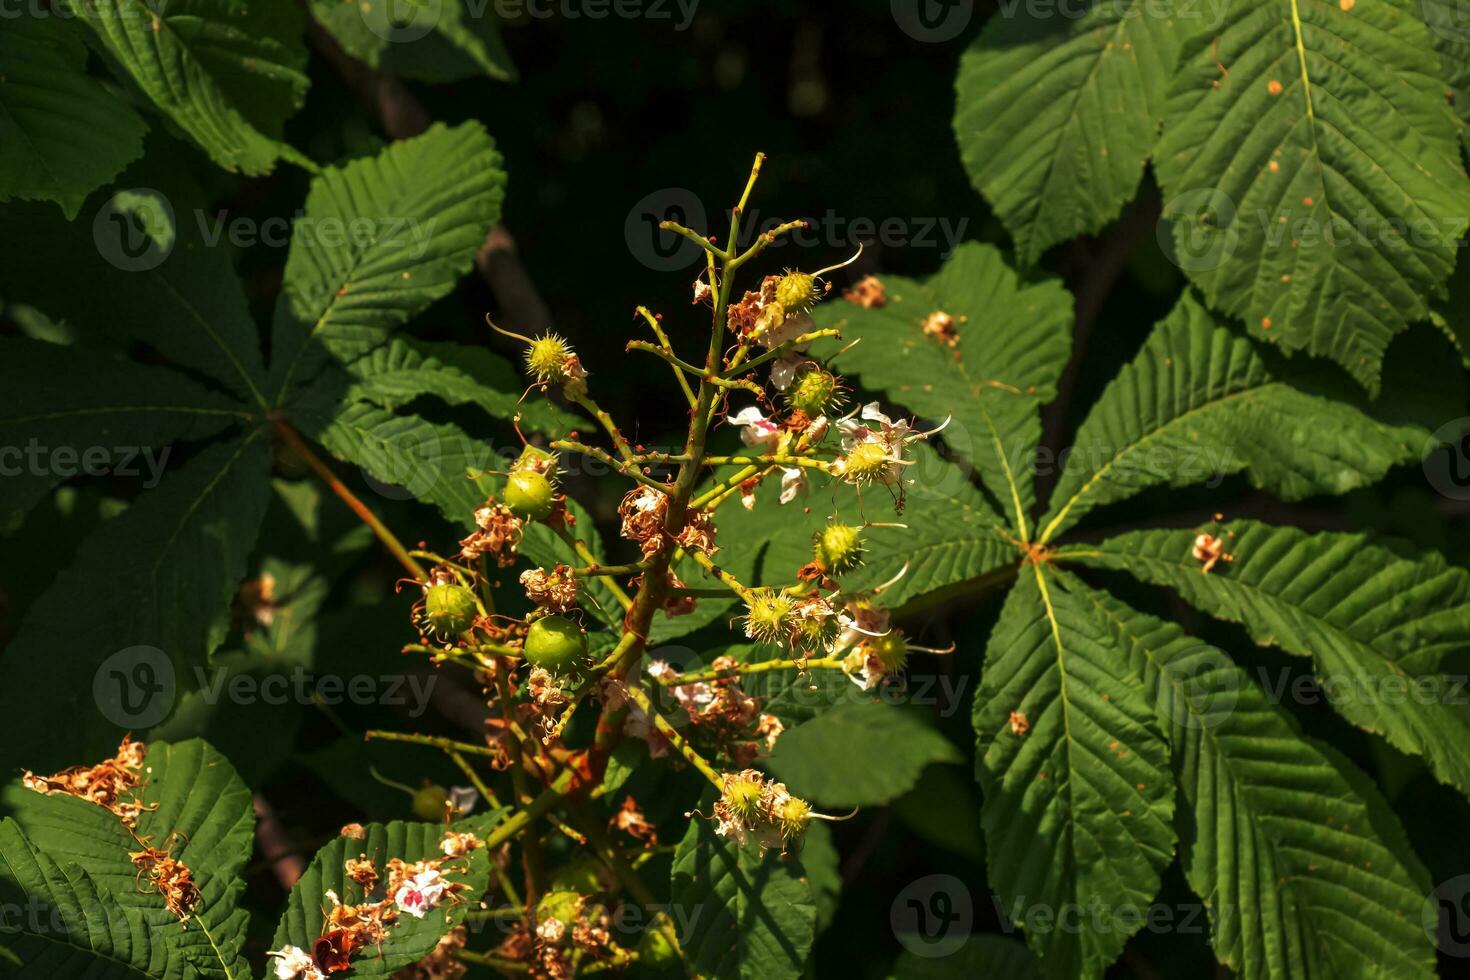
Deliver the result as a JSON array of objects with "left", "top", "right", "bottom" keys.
[
  {"left": 645, "top": 659, "right": 676, "bottom": 681},
  {"left": 729, "top": 406, "right": 782, "bottom": 451},
  {"left": 758, "top": 309, "right": 814, "bottom": 350},
  {"left": 448, "top": 785, "right": 478, "bottom": 817},
  {"left": 268, "top": 946, "right": 322, "bottom": 980},
  {"left": 395, "top": 868, "right": 448, "bottom": 918},
  {"left": 835, "top": 402, "right": 948, "bottom": 486},
  {"left": 834, "top": 598, "right": 891, "bottom": 655},
  {"left": 769, "top": 353, "right": 807, "bottom": 391},
  {"left": 778, "top": 467, "right": 808, "bottom": 504},
  {"left": 670, "top": 680, "right": 715, "bottom": 713}
]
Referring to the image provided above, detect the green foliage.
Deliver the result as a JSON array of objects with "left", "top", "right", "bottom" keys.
[
  {"left": 62, "top": 0, "right": 311, "bottom": 176},
  {"left": 669, "top": 819, "right": 816, "bottom": 980},
  {"left": 0, "top": 820, "right": 179, "bottom": 978},
  {"left": 308, "top": 0, "right": 516, "bottom": 82},
  {"left": 814, "top": 236, "right": 1464, "bottom": 977},
  {"left": 1, "top": 740, "right": 257, "bottom": 978},
  {"left": 766, "top": 701, "right": 962, "bottom": 808},
  {"left": 0, "top": 15, "right": 146, "bottom": 217},
  {"left": 974, "top": 567, "right": 1178, "bottom": 978},
  {"left": 271, "top": 815, "right": 500, "bottom": 976},
  {"left": 954, "top": 0, "right": 1178, "bottom": 265},
  {"left": 815, "top": 242, "right": 1072, "bottom": 533},
  {"left": 5, "top": 5, "right": 1470, "bottom": 978}
]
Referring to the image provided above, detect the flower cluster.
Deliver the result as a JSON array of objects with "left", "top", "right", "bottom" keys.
[
  {"left": 459, "top": 500, "right": 524, "bottom": 566},
  {"left": 22, "top": 736, "right": 152, "bottom": 827},
  {"left": 129, "top": 841, "right": 198, "bottom": 921},
  {"left": 643, "top": 657, "right": 784, "bottom": 766},
  {"left": 497, "top": 890, "right": 623, "bottom": 979},
  {"left": 268, "top": 831, "right": 477, "bottom": 980},
  {"left": 706, "top": 769, "right": 816, "bottom": 851}
]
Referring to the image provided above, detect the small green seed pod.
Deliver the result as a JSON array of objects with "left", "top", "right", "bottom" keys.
[
  {"left": 873, "top": 631, "right": 909, "bottom": 673},
  {"left": 505, "top": 470, "right": 556, "bottom": 521},
  {"left": 775, "top": 271, "right": 818, "bottom": 313},
  {"left": 742, "top": 589, "right": 794, "bottom": 646},
  {"left": 773, "top": 794, "right": 812, "bottom": 840},
  {"left": 422, "top": 582, "right": 478, "bottom": 638},
  {"left": 524, "top": 615, "right": 589, "bottom": 674},
  {"left": 813, "top": 523, "right": 865, "bottom": 575},
  {"left": 723, "top": 771, "right": 766, "bottom": 824},
  {"left": 787, "top": 367, "right": 843, "bottom": 418},
  {"left": 526, "top": 334, "right": 573, "bottom": 384},
  {"left": 412, "top": 783, "right": 449, "bottom": 822},
  {"left": 841, "top": 441, "right": 893, "bottom": 485}
]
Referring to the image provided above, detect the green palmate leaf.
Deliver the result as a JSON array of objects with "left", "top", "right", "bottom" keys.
[
  {"left": 973, "top": 565, "right": 1176, "bottom": 979},
  {"left": 63, "top": 0, "right": 309, "bottom": 176},
  {"left": 766, "top": 702, "right": 961, "bottom": 808},
  {"left": 0, "top": 820, "right": 176, "bottom": 979},
  {"left": 308, "top": 0, "right": 516, "bottom": 82},
  {"left": 1037, "top": 292, "right": 1431, "bottom": 542},
  {"left": 1071, "top": 521, "right": 1470, "bottom": 797},
  {"left": 712, "top": 443, "right": 1017, "bottom": 613},
  {"left": 0, "top": 14, "right": 146, "bottom": 218},
  {"left": 270, "top": 122, "right": 506, "bottom": 401},
  {"left": 670, "top": 819, "right": 816, "bottom": 980},
  {"left": 1155, "top": 0, "right": 1470, "bottom": 391},
  {"left": 1421, "top": 0, "right": 1470, "bottom": 151},
  {"left": 1066, "top": 577, "right": 1437, "bottom": 979},
  {"left": 295, "top": 402, "right": 625, "bottom": 622},
  {"left": 816, "top": 242, "right": 1073, "bottom": 536},
  {"left": 343, "top": 337, "right": 579, "bottom": 436},
  {"left": 0, "top": 189, "right": 272, "bottom": 406},
  {"left": 0, "top": 338, "right": 249, "bottom": 523},
  {"left": 0, "top": 433, "right": 273, "bottom": 773},
  {"left": 954, "top": 0, "right": 1179, "bottom": 264},
  {"left": 298, "top": 401, "right": 498, "bottom": 522},
  {"left": 1, "top": 740, "right": 257, "bottom": 979},
  {"left": 271, "top": 816, "right": 497, "bottom": 977}
]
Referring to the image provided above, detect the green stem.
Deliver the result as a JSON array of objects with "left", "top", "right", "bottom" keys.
[
  {"left": 725, "top": 328, "right": 842, "bottom": 375},
  {"left": 637, "top": 306, "right": 698, "bottom": 407},
  {"left": 620, "top": 682, "right": 723, "bottom": 789},
  {"left": 275, "top": 422, "right": 427, "bottom": 581},
  {"left": 571, "top": 393, "right": 635, "bottom": 462},
  {"left": 661, "top": 656, "right": 845, "bottom": 686},
  {"left": 365, "top": 730, "right": 502, "bottom": 759}
]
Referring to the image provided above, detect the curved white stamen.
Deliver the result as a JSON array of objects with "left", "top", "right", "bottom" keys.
[
  {"left": 812, "top": 243, "right": 864, "bottom": 281},
  {"left": 906, "top": 641, "right": 957, "bottom": 656},
  {"left": 872, "top": 562, "right": 910, "bottom": 595}
]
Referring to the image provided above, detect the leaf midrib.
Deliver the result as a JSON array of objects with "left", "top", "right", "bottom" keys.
[{"left": 1039, "top": 379, "right": 1274, "bottom": 543}]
